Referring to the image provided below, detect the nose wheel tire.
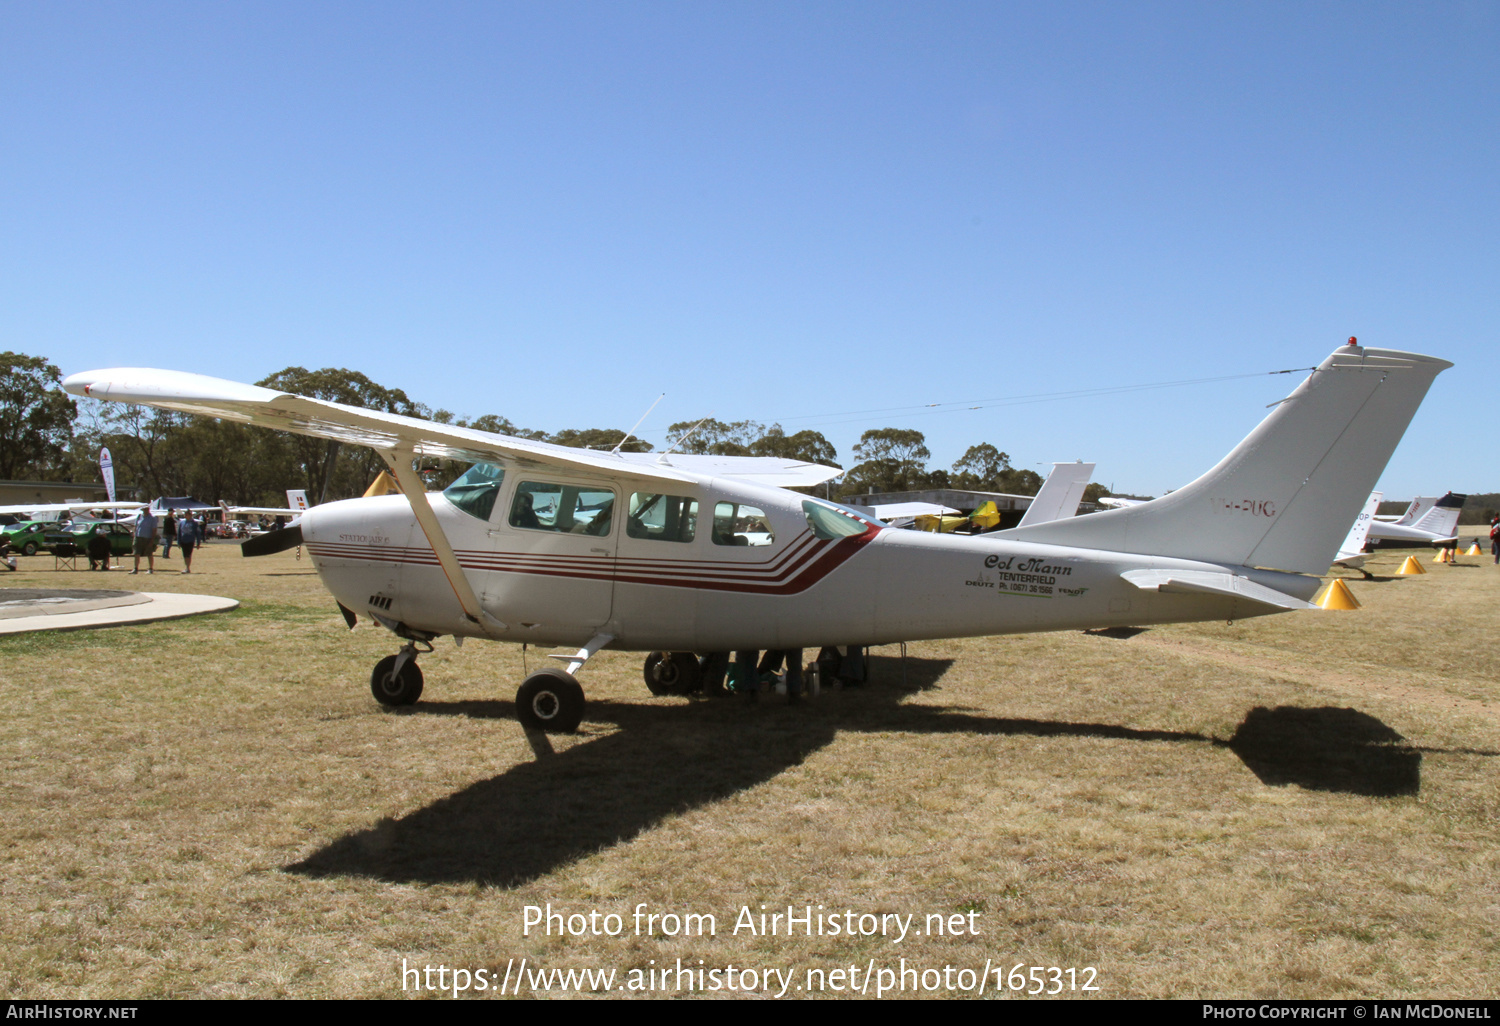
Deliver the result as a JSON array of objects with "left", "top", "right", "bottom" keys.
[
  {"left": 516, "top": 668, "right": 586, "bottom": 733},
  {"left": 643, "top": 651, "right": 702, "bottom": 695},
  {"left": 370, "top": 654, "right": 424, "bottom": 706}
]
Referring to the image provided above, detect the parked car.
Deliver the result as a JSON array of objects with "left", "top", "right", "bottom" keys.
[
  {"left": 42, "top": 521, "right": 136, "bottom": 557},
  {"left": 209, "top": 520, "right": 249, "bottom": 539},
  {"left": 2, "top": 520, "right": 53, "bottom": 557}
]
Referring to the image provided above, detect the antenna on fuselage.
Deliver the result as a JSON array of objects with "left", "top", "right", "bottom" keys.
[
  {"left": 611, "top": 393, "right": 665, "bottom": 455},
  {"left": 657, "top": 414, "right": 713, "bottom": 463}
]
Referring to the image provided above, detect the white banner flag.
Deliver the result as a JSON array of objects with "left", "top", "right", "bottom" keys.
[{"left": 99, "top": 448, "right": 116, "bottom": 503}]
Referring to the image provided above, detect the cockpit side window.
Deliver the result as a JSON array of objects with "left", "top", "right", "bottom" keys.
[
  {"left": 443, "top": 462, "right": 505, "bottom": 522},
  {"left": 510, "top": 481, "right": 616, "bottom": 536},
  {"left": 711, "top": 502, "right": 774, "bottom": 547},
  {"left": 627, "top": 493, "right": 699, "bottom": 542}
]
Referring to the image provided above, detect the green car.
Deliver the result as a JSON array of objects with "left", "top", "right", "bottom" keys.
[
  {"left": 42, "top": 521, "right": 136, "bottom": 557},
  {"left": 2, "top": 520, "right": 53, "bottom": 557}
]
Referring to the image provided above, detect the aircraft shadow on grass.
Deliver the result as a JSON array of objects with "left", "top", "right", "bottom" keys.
[{"left": 286, "top": 657, "right": 1432, "bottom": 887}]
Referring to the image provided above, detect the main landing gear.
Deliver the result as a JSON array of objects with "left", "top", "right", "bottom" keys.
[
  {"left": 514, "top": 633, "right": 612, "bottom": 734},
  {"left": 368, "top": 632, "right": 612, "bottom": 736},
  {"left": 515, "top": 668, "right": 585, "bottom": 733},
  {"left": 643, "top": 651, "right": 703, "bottom": 695}
]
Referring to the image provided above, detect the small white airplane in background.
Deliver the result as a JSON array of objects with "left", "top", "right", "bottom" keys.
[
  {"left": 859, "top": 462, "right": 1096, "bottom": 532},
  {"left": 856, "top": 501, "right": 960, "bottom": 530},
  {"left": 219, "top": 491, "right": 312, "bottom": 533},
  {"left": 1367, "top": 492, "right": 1466, "bottom": 547},
  {"left": 1014, "top": 461, "right": 1095, "bottom": 528},
  {"left": 0, "top": 501, "right": 145, "bottom": 521},
  {"left": 64, "top": 343, "right": 1450, "bottom": 733}
]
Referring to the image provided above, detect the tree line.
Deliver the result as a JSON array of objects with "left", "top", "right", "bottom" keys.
[{"left": 3, "top": 351, "right": 1102, "bottom": 506}]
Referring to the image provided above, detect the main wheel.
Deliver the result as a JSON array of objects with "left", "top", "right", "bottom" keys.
[
  {"left": 516, "top": 668, "right": 585, "bottom": 733},
  {"left": 643, "top": 651, "right": 702, "bottom": 695},
  {"left": 370, "top": 655, "right": 424, "bottom": 706}
]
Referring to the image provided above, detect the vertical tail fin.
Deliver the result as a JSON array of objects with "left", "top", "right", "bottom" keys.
[
  {"left": 1007, "top": 346, "right": 1452, "bottom": 574},
  {"left": 1392, "top": 496, "right": 1437, "bottom": 526},
  {"left": 1016, "top": 461, "right": 1096, "bottom": 528},
  {"left": 1410, "top": 492, "right": 1465, "bottom": 538},
  {"left": 1334, "top": 491, "right": 1382, "bottom": 565}
]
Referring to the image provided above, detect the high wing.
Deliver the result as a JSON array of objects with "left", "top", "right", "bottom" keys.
[
  {"left": 614, "top": 451, "right": 843, "bottom": 489},
  {"left": 222, "top": 503, "right": 300, "bottom": 516},
  {"left": 61, "top": 368, "right": 842, "bottom": 488}
]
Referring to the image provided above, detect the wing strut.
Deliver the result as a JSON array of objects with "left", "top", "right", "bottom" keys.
[{"left": 379, "top": 450, "right": 507, "bottom": 634}]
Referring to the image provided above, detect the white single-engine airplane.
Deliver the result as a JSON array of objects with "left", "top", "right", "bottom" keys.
[
  {"left": 64, "top": 342, "right": 1449, "bottom": 733},
  {"left": 0, "top": 501, "right": 146, "bottom": 519}
]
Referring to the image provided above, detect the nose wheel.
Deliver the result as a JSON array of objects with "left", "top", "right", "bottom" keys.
[{"left": 370, "top": 643, "right": 427, "bottom": 706}]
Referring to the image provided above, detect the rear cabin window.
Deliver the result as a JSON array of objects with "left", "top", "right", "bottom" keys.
[
  {"left": 510, "top": 481, "right": 616, "bottom": 536},
  {"left": 443, "top": 462, "right": 505, "bottom": 521},
  {"left": 627, "top": 493, "right": 699, "bottom": 543},
  {"left": 712, "top": 502, "right": 774, "bottom": 547}
]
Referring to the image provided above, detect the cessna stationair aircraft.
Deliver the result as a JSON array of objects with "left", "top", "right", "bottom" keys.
[{"left": 64, "top": 342, "right": 1449, "bottom": 733}]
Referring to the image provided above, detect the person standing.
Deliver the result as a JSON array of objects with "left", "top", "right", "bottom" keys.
[
  {"left": 1490, "top": 515, "right": 1500, "bottom": 566},
  {"left": 131, "top": 508, "right": 158, "bottom": 575},
  {"left": 161, "top": 511, "right": 177, "bottom": 558},
  {"left": 178, "top": 514, "right": 201, "bottom": 574}
]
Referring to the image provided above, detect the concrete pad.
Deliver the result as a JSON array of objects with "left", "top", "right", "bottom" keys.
[
  {"left": 0, "top": 589, "right": 152, "bottom": 619},
  {"left": 0, "top": 589, "right": 238, "bottom": 634}
]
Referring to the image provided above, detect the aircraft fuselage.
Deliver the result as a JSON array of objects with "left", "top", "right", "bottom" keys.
[{"left": 300, "top": 473, "right": 1320, "bottom": 653}]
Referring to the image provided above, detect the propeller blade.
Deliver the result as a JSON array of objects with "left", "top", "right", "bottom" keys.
[{"left": 240, "top": 524, "right": 303, "bottom": 557}]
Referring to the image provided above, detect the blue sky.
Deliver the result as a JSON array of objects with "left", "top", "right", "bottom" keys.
[{"left": 3, "top": 2, "right": 1495, "bottom": 498}]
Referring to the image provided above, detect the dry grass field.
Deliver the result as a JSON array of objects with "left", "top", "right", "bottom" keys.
[{"left": 1, "top": 537, "right": 1496, "bottom": 999}]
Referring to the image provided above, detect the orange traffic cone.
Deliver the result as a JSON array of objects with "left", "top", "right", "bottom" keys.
[
  {"left": 1433, "top": 549, "right": 1449, "bottom": 564},
  {"left": 1467, "top": 543, "right": 1483, "bottom": 556},
  {"left": 1397, "top": 555, "right": 1426, "bottom": 575},
  {"left": 1313, "top": 579, "right": 1361, "bottom": 610}
]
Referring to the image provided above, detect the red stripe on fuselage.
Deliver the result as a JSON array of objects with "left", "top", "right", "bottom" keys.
[{"left": 305, "top": 523, "right": 879, "bottom": 596}]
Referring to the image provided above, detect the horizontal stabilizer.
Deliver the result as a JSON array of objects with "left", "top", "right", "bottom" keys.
[{"left": 1121, "top": 569, "right": 1316, "bottom": 612}]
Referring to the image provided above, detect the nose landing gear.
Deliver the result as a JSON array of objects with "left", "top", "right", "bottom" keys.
[{"left": 370, "top": 641, "right": 430, "bottom": 706}]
